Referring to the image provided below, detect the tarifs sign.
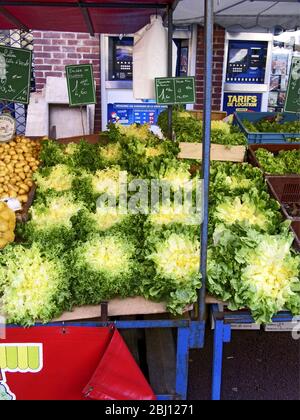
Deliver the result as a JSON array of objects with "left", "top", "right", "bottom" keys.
[
  {"left": 223, "top": 93, "right": 262, "bottom": 114},
  {"left": 0, "top": 46, "right": 32, "bottom": 104}
]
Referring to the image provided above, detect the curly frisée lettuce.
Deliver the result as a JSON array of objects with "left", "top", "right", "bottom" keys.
[
  {"left": 34, "top": 164, "right": 75, "bottom": 193},
  {"left": 0, "top": 244, "right": 70, "bottom": 326},
  {"left": 213, "top": 194, "right": 282, "bottom": 233},
  {"left": 71, "top": 235, "right": 139, "bottom": 305},
  {"left": 207, "top": 226, "right": 300, "bottom": 323},
  {"left": 99, "top": 142, "right": 123, "bottom": 166},
  {"left": 91, "top": 166, "right": 128, "bottom": 200},
  {"left": 159, "top": 160, "right": 193, "bottom": 192},
  {"left": 147, "top": 202, "right": 201, "bottom": 231},
  {"left": 143, "top": 232, "right": 201, "bottom": 314},
  {"left": 30, "top": 194, "right": 84, "bottom": 231}
]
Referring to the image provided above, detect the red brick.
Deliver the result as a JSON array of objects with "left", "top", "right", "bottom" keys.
[
  {"left": 53, "top": 53, "right": 66, "bottom": 59},
  {"left": 77, "top": 47, "right": 91, "bottom": 53},
  {"left": 36, "top": 65, "right": 52, "bottom": 71},
  {"left": 47, "top": 59, "right": 62, "bottom": 65},
  {"left": 34, "top": 59, "right": 44, "bottom": 65},
  {"left": 34, "top": 71, "right": 44, "bottom": 78},
  {"left": 68, "top": 53, "right": 82, "bottom": 59},
  {"left": 82, "top": 40, "right": 100, "bottom": 47},
  {"left": 34, "top": 39, "right": 51, "bottom": 45},
  {"left": 52, "top": 39, "right": 67, "bottom": 46},
  {"left": 67, "top": 40, "right": 79, "bottom": 46},
  {"left": 33, "top": 45, "right": 43, "bottom": 52},
  {"left": 43, "top": 32, "right": 61, "bottom": 39},
  {"left": 62, "top": 46, "right": 76, "bottom": 53},
  {"left": 54, "top": 66, "right": 66, "bottom": 72},
  {"left": 45, "top": 72, "right": 63, "bottom": 78},
  {"left": 62, "top": 33, "right": 76, "bottom": 39},
  {"left": 77, "top": 34, "right": 91, "bottom": 40},
  {"left": 43, "top": 46, "right": 61, "bottom": 52},
  {"left": 33, "top": 32, "right": 42, "bottom": 38}
]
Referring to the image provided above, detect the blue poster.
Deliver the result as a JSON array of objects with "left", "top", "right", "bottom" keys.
[
  {"left": 226, "top": 40, "right": 268, "bottom": 84},
  {"left": 108, "top": 103, "right": 167, "bottom": 126},
  {"left": 223, "top": 93, "right": 262, "bottom": 115}
]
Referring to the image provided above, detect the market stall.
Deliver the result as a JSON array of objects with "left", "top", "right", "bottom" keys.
[
  {"left": 0, "top": 0, "right": 299, "bottom": 402},
  {"left": 0, "top": 0, "right": 211, "bottom": 401}
]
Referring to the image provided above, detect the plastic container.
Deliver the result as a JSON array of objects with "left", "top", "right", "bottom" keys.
[
  {"left": 248, "top": 144, "right": 300, "bottom": 174},
  {"left": 234, "top": 112, "right": 300, "bottom": 144},
  {"left": 266, "top": 176, "right": 300, "bottom": 221}
]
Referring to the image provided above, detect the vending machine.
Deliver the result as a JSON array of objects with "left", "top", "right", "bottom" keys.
[
  {"left": 222, "top": 33, "right": 273, "bottom": 115},
  {"left": 101, "top": 27, "right": 196, "bottom": 131}
]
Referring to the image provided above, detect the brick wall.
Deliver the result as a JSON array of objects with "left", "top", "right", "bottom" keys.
[
  {"left": 195, "top": 25, "right": 225, "bottom": 111},
  {"left": 32, "top": 31, "right": 101, "bottom": 131}
]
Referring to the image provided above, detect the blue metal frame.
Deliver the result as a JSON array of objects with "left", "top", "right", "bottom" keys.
[{"left": 211, "top": 304, "right": 298, "bottom": 400}]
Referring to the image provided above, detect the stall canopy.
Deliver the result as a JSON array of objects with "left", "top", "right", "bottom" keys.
[
  {"left": 0, "top": 0, "right": 178, "bottom": 34},
  {"left": 174, "top": 0, "right": 300, "bottom": 31}
]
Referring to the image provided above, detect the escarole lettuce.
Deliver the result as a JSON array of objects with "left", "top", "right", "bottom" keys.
[
  {"left": 99, "top": 142, "right": 123, "bottom": 166},
  {"left": 147, "top": 202, "right": 200, "bottom": 230},
  {"left": 207, "top": 226, "right": 300, "bottom": 324},
  {"left": 71, "top": 234, "right": 139, "bottom": 306},
  {"left": 143, "top": 232, "right": 201, "bottom": 314},
  {"left": 91, "top": 166, "right": 128, "bottom": 199},
  {"left": 159, "top": 160, "right": 192, "bottom": 192},
  {"left": 0, "top": 244, "right": 70, "bottom": 326},
  {"left": 34, "top": 164, "right": 75, "bottom": 193},
  {"left": 213, "top": 195, "right": 280, "bottom": 233},
  {"left": 30, "top": 194, "right": 84, "bottom": 231}
]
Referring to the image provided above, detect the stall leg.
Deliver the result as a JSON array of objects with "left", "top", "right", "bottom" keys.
[
  {"left": 175, "top": 326, "right": 190, "bottom": 400},
  {"left": 211, "top": 307, "right": 231, "bottom": 401}
]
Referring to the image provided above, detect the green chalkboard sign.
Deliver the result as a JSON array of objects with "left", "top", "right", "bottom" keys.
[
  {"left": 285, "top": 57, "right": 300, "bottom": 113},
  {"left": 0, "top": 46, "right": 32, "bottom": 104},
  {"left": 66, "top": 64, "right": 96, "bottom": 106},
  {"left": 155, "top": 77, "right": 196, "bottom": 105}
]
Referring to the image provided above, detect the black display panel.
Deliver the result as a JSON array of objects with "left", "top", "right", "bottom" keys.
[{"left": 108, "top": 37, "right": 133, "bottom": 81}]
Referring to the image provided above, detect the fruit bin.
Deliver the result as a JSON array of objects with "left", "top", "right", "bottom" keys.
[
  {"left": 248, "top": 144, "right": 300, "bottom": 174},
  {"left": 234, "top": 112, "right": 300, "bottom": 144},
  {"left": 266, "top": 176, "right": 300, "bottom": 221}
]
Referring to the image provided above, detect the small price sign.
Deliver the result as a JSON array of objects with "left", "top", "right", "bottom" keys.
[
  {"left": 285, "top": 57, "right": 300, "bottom": 113},
  {"left": 155, "top": 77, "right": 196, "bottom": 105},
  {"left": 0, "top": 46, "right": 32, "bottom": 104},
  {"left": 66, "top": 64, "right": 96, "bottom": 106}
]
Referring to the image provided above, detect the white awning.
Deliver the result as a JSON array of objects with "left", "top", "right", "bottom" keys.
[{"left": 174, "top": 0, "right": 300, "bottom": 31}]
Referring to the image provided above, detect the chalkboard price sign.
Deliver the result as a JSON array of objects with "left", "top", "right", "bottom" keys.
[
  {"left": 66, "top": 64, "right": 96, "bottom": 106},
  {"left": 155, "top": 77, "right": 196, "bottom": 105},
  {"left": 285, "top": 57, "right": 300, "bottom": 113},
  {"left": 0, "top": 46, "right": 32, "bottom": 104}
]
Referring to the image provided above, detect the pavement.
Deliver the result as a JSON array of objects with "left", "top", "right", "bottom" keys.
[{"left": 188, "top": 329, "right": 300, "bottom": 400}]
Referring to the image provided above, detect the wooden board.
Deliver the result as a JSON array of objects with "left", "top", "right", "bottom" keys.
[
  {"left": 53, "top": 297, "right": 170, "bottom": 322},
  {"left": 179, "top": 142, "right": 246, "bottom": 162}
]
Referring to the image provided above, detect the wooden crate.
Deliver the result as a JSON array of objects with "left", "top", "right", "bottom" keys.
[
  {"left": 179, "top": 142, "right": 246, "bottom": 162},
  {"left": 188, "top": 110, "right": 227, "bottom": 121}
]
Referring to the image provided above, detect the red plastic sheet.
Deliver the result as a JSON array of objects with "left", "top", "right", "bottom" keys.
[
  {"left": 0, "top": 325, "right": 155, "bottom": 401},
  {"left": 0, "top": 0, "right": 175, "bottom": 34}
]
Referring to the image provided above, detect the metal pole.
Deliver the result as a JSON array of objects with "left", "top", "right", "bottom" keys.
[
  {"left": 167, "top": 5, "right": 173, "bottom": 140},
  {"left": 199, "top": 0, "right": 214, "bottom": 321}
]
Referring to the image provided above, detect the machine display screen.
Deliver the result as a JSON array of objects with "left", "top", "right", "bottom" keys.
[
  {"left": 108, "top": 37, "right": 133, "bottom": 81},
  {"left": 226, "top": 40, "right": 268, "bottom": 84}
]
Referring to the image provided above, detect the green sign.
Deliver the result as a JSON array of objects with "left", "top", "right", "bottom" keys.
[
  {"left": 66, "top": 64, "right": 96, "bottom": 106},
  {"left": 285, "top": 57, "right": 300, "bottom": 113},
  {"left": 0, "top": 46, "right": 32, "bottom": 104},
  {"left": 155, "top": 77, "right": 196, "bottom": 105}
]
